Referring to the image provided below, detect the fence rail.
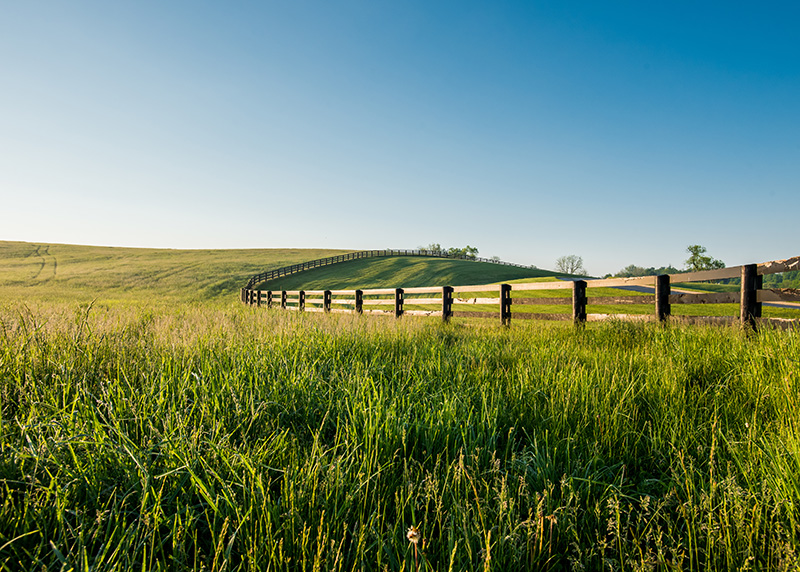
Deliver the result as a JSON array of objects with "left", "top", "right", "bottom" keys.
[
  {"left": 244, "top": 249, "right": 533, "bottom": 289},
  {"left": 241, "top": 255, "right": 800, "bottom": 330}
]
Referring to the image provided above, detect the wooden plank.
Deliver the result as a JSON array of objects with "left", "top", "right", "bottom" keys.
[
  {"left": 510, "top": 281, "right": 574, "bottom": 291},
  {"left": 453, "top": 297, "right": 500, "bottom": 305},
  {"left": 757, "top": 317, "right": 800, "bottom": 330},
  {"left": 362, "top": 309, "right": 394, "bottom": 316},
  {"left": 669, "top": 292, "right": 740, "bottom": 304},
  {"left": 513, "top": 313, "right": 572, "bottom": 321},
  {"left": 758, "top": 255, "right": 800, "bottom": 276},
  {"left": 511, "top": 297, "right": 573, "bottom": 305},
  {"left": 452, "top": 284, "right": 501, "bottom": 293},
  {"left": 303, "top": 290, "right": 327, "bottom": 296},
  {"left": 402, "top": 286, "right": 443, "bottom": 294},
  {"left": 329, "top": 289, "right": 357, "bottom": 296},
  {"left": 285, "top": 290, "right": 301, "bottom": 296},
  {"left": 586, "top": 276, "right": 656, "bottom": 288},
  {"left": 669, "top": 266, "right": 741, "bottom": 283},
  {"left": 403, "top": 298, "right": 443, "bottom": 305},
  {"left": 670, "top": 315, "right": 738, "bottom": 326},
  {"left": 304, "top": 307, "right": 324, "bottom": 313},
  {"left": 361, "top": 288, "right": 397, "bottom": 296},
  {"left": 403, "top": 310, "right": 444, "bottom": 317},
  {"left": 586, "top": 313, "right": 656, "bottom": 323},
  {"left": 758, "top": 289, "right": 800, "bottom": 303},
  {"left": 451, "top": 311, "right": 498, "bottom": 319},
  {"left": 363, "top": 299, "right": 396, "bottom": 306},
  {"left": 590, "top": 296, "right": 655, "bottom": 305},
  {"left": 329, "top": 299, "right": 356, "bottom": 306}
]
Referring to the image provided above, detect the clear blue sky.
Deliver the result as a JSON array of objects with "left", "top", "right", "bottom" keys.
[{"left": 2, "top": 1, "right": 798, "bottom": 275}]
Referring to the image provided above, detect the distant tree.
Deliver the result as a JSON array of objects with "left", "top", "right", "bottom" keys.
[
  {"left": 490, "top": 255, "right": 501, "bottom": 262},
  {"left": 685, "top": 245, "right": 725, "bottom": 272},
  {"left": 418, "top": 243, "right": 478, "bottom": 259},
  {"left": 447, "top": 245, "right": 479, "bottom": 259},
  {"left": 615, "top": 264, "right": 680, "bottom": 278},
  {"left": 418, "top": 243, "right": 444, "bottom": 254},
  {"left": 556, "top": 255, "right": 586, "bottom": 275}
]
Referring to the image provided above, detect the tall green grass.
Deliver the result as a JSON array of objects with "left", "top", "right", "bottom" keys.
[{"left": 1, "top": 303, "right": 799, "bottom": 570}]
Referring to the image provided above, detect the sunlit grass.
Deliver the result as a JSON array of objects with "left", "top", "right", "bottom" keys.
[{"left": 2, "top": 303, "right": 799, "bottom": 570}]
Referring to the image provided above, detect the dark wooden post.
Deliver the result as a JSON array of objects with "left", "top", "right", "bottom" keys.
[
  {"left": 500, "top": 284, "right": 512, "bottom": 326},
  {"left": 256, "top": 290, "right": 262, "bottom": 308},
  {"left": 655, "top": 274, "right": 671, "bottom": 322},
  {"left": 298, "top": 291, "right": 305, "bottom": 311},
  {"left": 740, "top": 264, "right": 758, "bottom": 330},
  {"left": 267, "top": 290, "right": 273, "bottom": 309},
  {"left": 355, "top": 290, "right": 363, "bottom": 314},
  {"left": 755, "top": 274, "right": 763, "bottom": 319},
  {"left": 324, "top": 290, "right": 332, "bottom": 313},
  {"left": 442, "top": 286, "right": 454, "bottom": 322},
  {"left": 281, "top": 291, "right": 287, "bottom": 309},
  {"left": 572, "top": 280, "right": 587, "bottom": 327},
  {"left": 395, "top": 288, "right": 404, "bottom": 318}
]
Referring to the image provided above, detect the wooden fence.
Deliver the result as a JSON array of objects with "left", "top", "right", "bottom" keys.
[
  {"left": 244, "top": 249, "right": 532, "bottom": 289},
  {"left": 241, "top": 255, "right": 800, "bottom": 330}
]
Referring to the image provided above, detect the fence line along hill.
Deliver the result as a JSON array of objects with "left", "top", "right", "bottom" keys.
[
  {"left": 242, "top": 254, "right": 800, "bottom": 331},
  {"left": 244, "top": 249, "right": 543, "bottom": 290}
]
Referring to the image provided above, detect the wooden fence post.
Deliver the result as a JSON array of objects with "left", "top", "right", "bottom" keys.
[
  {"left": 755, "top": 274, "right": 763, "bottom": 319},
  {"left": 324, "top": 290, "right": 332, "bottom": 313},
  {"left": 572, "top": 280, "right": 587, "bottom": 327},
  {"left": 267, "top": 291, "right": 273, "bottom": 309},
  {"left": 740, "top": 264, "right": 758, "bottom": 330},
  {"left": 395, "top": 289, "right": 404, "bottom": 318},
  {"left": 442, "top": 286, "right": 453, "bottom": 322},
  {"left": 281, "top": 291, "right": 287, "bottom": 309},
  {"left": 299, "top": 291, "right": 305, "bottom": 311},
  {"left": 655, "top": 274, "right": 671, "bottom": 322},
  {"left": 500, "top": 284, "right": 512, "bottom": 326},
  {"left": 256, "top": 290, "right": 262, "bottom": 308},
  {"left": 355, "top": 290, "right": 363, "bottom": 314}
]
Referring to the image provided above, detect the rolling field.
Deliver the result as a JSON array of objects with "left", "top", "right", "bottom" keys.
[
  {"left": 1, "top": 242, "right": 800, "bottom": 570},
  {"left": 254, "top": 257, "right": 553, "bottom": 291},
  {"left": 0, "top": 241, "right": 350, "bottom": 306}
]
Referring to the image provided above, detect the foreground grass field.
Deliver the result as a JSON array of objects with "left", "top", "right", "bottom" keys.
[{"left": 2, "top": 302, "right": 799, "bottom": 571}]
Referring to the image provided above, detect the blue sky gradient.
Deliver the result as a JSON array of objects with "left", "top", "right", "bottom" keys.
[{"left": 2, "top": 1, "right": 798, "bottom": 275}]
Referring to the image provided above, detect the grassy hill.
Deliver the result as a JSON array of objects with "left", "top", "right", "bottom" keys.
[
  {"left": 256, "top": 256, "right": 554, "bottom": 291},
  {"left": 0, "top": 241, "right": 348, "bottom": 305},
  {"left": 0, "top": 241, "right": 550, "bottom": 306}
]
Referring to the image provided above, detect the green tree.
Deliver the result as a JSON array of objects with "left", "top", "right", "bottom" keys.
[{"left": 685, "top": 245, "right": 725, "bottom": 272}]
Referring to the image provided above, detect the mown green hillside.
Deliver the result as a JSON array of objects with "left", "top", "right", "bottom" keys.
[
  {"left": 0, "top": 241, "right": 348, "bottom": 305},
  {"left": 256, "top": 256, "right": 553, "bottom": 291},
  {"left": 0, "top": 241, "right": 549, "bottom": 306}
]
